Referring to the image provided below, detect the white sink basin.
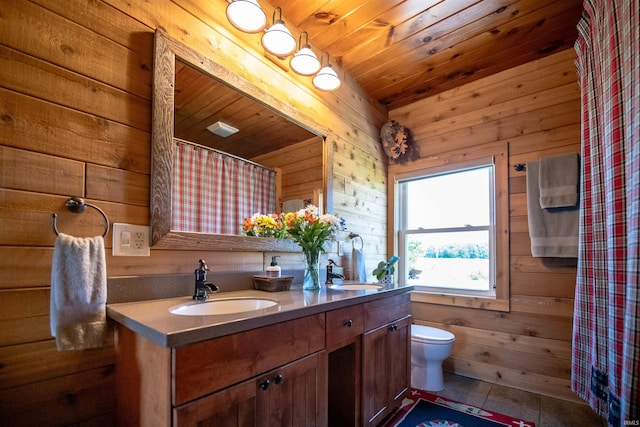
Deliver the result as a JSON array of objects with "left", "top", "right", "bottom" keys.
[
  {"left": 169, "top": 297, "right": 278, "bottom": 316},
  {"left": 327, "top": 284, "right": 384, "bottom": 291}
]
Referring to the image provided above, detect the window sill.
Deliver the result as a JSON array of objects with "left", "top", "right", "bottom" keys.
[{"left": 410, "top": 290, "right": 509, "bottom": 312}]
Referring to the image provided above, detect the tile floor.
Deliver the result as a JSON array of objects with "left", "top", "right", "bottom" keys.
[{"left": 424, "top": 372, "right": 607, "bottom": 427}]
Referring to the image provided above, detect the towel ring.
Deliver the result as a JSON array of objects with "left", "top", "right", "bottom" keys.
[
  {"left": 52, "top": 197, "right": 110, "bottom": 237},
  {"left": 348, "top": 232, "right": 364, "bottom": 250}
]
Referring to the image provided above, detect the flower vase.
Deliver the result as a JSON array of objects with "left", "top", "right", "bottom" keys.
[{"left": 302, "top": 250, "right": 321, "bottom": 290}]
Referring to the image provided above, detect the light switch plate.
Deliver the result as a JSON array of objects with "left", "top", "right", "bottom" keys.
[{"left": 112, "top": 223, "right": 150, "bottom": 256}]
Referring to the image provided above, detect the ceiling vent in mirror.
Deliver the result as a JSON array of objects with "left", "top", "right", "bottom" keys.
[{"left": 207, "top": 121, "right": 239, "bottom": 137}]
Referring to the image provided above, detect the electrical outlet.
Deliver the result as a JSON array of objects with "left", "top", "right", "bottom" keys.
[{"left": 112, "top": 223, "right": 150, "bottom": 256}]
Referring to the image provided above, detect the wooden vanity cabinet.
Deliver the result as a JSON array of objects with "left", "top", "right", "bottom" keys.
[
  {"left": 115, "top": 313, "right": 326, "bottom": 426},
  {"left": 114, "top": 290, "right": 412, "bottom": 427},
  {"left": 361, "top": 293, "right": 412, "bottom": 427},
  {"left": 174, "top": 351, "right": 327, "bottom": 426}
]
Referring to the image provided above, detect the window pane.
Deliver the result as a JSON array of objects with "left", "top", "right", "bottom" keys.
[
  {"left": 405, "top": 230, "right": 491, "bottom": 291},
  {"left": 406, "top": 166, "right": 491, "bottom": 229}
]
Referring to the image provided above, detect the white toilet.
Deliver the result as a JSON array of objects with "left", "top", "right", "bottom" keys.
[{"left": 411, "top": 324, "right": 455, "bottom": 391}]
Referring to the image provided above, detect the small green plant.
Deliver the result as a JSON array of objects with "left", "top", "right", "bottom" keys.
[{"left": 372, "top": 256, "right": 400, "bottom": 281}]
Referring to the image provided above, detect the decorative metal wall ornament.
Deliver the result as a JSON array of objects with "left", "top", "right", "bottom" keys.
[{"left": 379, "top": 120, "right": 419, "bottom": 163}]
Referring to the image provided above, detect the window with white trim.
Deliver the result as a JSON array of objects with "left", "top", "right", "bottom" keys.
[{"left": 393, "top": 144, "right": 509, "bottom": 311}]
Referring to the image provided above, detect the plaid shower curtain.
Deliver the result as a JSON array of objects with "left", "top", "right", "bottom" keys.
[
  {"left": 171, "top": 140, "right": 277, "bottom": 235},
  {"left": 572, "top": 0, "right": 639, "bottom": 425}
]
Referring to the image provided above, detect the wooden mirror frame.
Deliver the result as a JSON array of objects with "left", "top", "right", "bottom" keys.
[{"left": 151, "top": 29, "right": 332, "bottom": 251}]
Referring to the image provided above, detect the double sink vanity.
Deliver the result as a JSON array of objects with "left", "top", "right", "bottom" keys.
[
  {"left": 107, "top": 282, "right": 413, "bottom": 426},
  {"left": 115, "top": 28, "right": 413, "bottom": 426}
]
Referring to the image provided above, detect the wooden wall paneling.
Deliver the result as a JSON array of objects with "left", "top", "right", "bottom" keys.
[
  {"left": 0, "top": 247, "right": 55, "bottom": 289},
  {"left": 0, "top": 146, "right": 85, "bottom": 196},
  {"left": 449, "top": 340, "right": 571, "bottom": 380},
  {"left": 106, "top": 251, "right": 264, "bottom": 277},
  {"left": 409, "top": 83, "right": 580, "bottom": 143},
  {"left": 333, "top": 152, "right": 386, "bottom": 196},
  {"left": 511, "top": 255, "right": 577, "bottom": 274},
  {"left": 443, "top": 357, "right": 581, "bottom": 403},
  {"left": 29, "top": 0, "right": 155, "bottom": 57},
  {"left": 412, "top": 303, "right": 574, "bottom": 342},
  {"left": 417, "top": 320, "right": 572, "bottom": 360},
  {"left": 0, "top": 89, "right": 151, "bottom": 174},
  {"left": 0, "top": 338, "right": 114, "bottom": 389},
  {"left": 0, "top": 288, "right": 49, "bottom": 321},
  {"left": 508, "top": 124, "right": 581, "bottom": 158},
  {"left": 0, "top": 365, "right": 116, "bottom": 425},
  {"left": 0, "top": 45, "right": 150, "bottom": 132},
  {"left": 511, "top": 272, "right": 578, "bottom": 298},
  {"left": 0, "top": 315, "right": 52, "bottom": 347},
  {"left": 2, "top": 0, "right": 153, "bottom": 99},
  {"left": 510, "top": 295, "right": 575, "bottom": 317},
  {"left": 413, "top": 101, "right": 580, "bottom": 159},
  {"left": 85, "top": 164, "right": 149, "bottom": 207}
]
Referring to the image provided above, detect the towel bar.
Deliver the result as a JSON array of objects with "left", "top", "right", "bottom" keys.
[{"left": 52, "top": 197, "right": 110, "bottom": 237}]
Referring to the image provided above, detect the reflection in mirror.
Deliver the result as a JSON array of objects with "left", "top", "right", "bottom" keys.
[
  {"left": 174, "top": 59, "right": 320, "bottom": 159},
  {"left": 151, "top": 30, "right": 330, "bottom": 251}
]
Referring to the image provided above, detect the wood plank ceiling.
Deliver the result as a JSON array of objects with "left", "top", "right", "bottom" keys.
[
  {"left": 271, "top": 0, "right": 584, "bottom": 109},
  {"left": 177, "top": 0, "right": 584, "bottom": 158}
]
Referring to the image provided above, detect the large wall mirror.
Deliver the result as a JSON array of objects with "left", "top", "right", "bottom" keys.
[{"left": 151, "top": 29, "right": 332, "bottom": 251}]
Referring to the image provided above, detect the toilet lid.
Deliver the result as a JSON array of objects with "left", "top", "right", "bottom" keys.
[{"left": 411, "top": 324, "right": 455, "bottom": 342}]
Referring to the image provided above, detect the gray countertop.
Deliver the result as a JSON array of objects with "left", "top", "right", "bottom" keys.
[{"left": 107, "top": 282, "right": 413, "bottom": 348}]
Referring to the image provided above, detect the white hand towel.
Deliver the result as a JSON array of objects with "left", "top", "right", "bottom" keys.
[
  {"left": 351, "top": 248, "right": 367, "bottom": 282},
  {"left": 50, "top": 233, "right": 107, "bottom": 351}
]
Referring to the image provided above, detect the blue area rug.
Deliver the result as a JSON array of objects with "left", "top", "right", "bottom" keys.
[{"left": 387, "top": 388, "right": 536, "bottom": 427}]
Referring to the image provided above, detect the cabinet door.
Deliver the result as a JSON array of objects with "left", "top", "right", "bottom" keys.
[
  {"left": 387, "top": 316, "right": 411, "bottom": 410},
  {"left": 362, "top": 315, "right": 411, "bottom": 427},
  {"left": 257, "top": 351, "right": 328, "bottom": 427},
  {"left": 174, "top": 351, "right": 327, "bottom": 427},
  {"left": 173, "top": 379, "right": 258, "bottom": 426}
]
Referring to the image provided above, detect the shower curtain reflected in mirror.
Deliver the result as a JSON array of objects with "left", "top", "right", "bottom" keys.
[{"left": 172, "top": 140, "right": 277, "bottom": 235}]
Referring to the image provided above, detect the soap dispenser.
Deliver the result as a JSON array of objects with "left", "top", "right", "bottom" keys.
[{"left": 266, "top": 256, "right": 281, "bottom": 277}]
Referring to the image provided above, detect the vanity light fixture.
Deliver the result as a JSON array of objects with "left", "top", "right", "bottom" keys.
[
  {"left": 290, "top": 32, "right": 321, "bottom": 76},
  {"left": 207, "top": 121, "right": 239, "bottom": 137},
  {"left": 261, "top": 7, "right": 296, "bottom": 57},
  {"left": 226, "top": 0, "right": 267, "bottom": 33},
  {"left": 312, "top": 53, "right": 341, "bottom": 91}
]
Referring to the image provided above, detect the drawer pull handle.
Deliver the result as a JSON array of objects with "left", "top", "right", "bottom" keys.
[
  {"left": 260, "top": 379, "right": 270, "bottom": 390},
  {"left": 388, "top": 324, "right": 398, "bottom": 331},
  {"left": 345, "top": 319, "right": 353, "bottom": 327},
  {"left": 274, "top": 374, "right": 284, "bottom": 384}
]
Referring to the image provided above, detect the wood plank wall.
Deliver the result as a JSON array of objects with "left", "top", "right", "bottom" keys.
[
  {"left": 0, "top": 0, "right": 387, "bottom": 424},
  {"left": 389, "top": 48, "right": 582, "bottom": 403}
]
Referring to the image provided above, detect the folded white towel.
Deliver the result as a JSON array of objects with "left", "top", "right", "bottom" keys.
[
  {"left": 50, "top": 233, "right": 107, "bottom": 351},
  {"left": 527, "top": 161, "right": 579, "bottom": 257},
  {"left": 539, "top": 153, "right": 579, "bottom": 208}
]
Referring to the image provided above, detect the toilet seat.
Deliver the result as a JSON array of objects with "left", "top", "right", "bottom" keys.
[{"left": 411, "top": 324, "right": 455, "bottom": 344}]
